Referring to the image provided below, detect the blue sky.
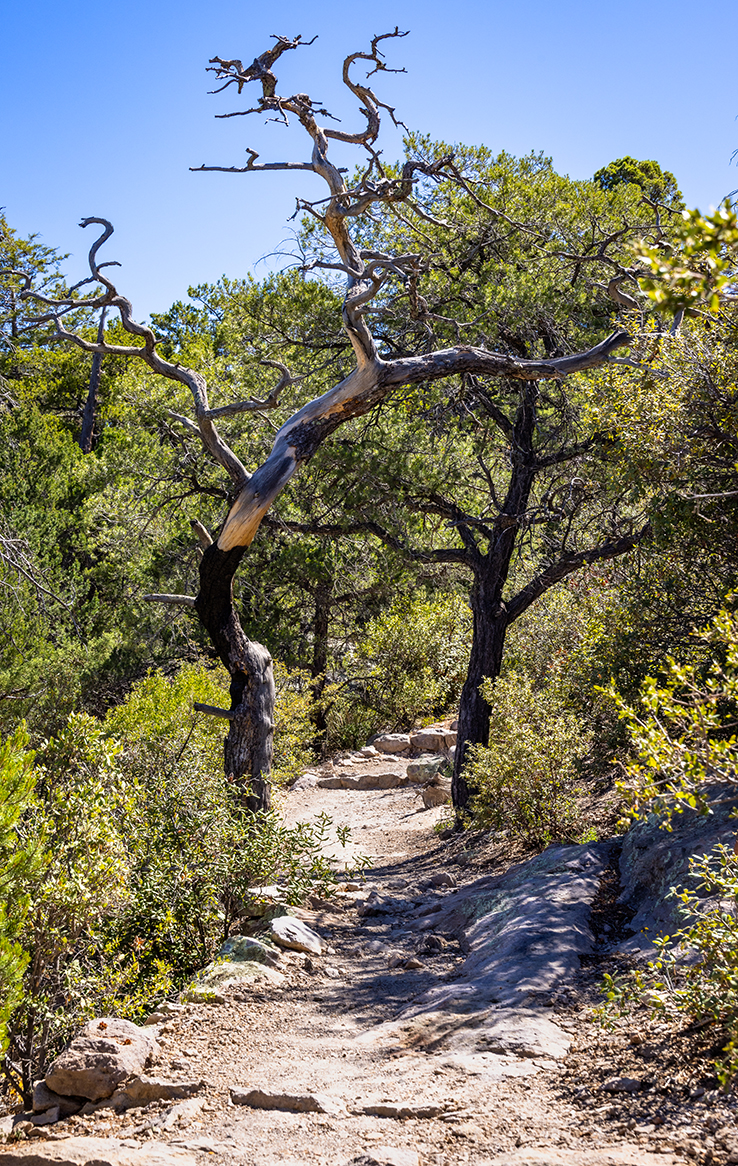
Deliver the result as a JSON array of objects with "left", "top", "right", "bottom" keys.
[{"left": 3, "top": 0, "right": 737, "bottom": 318}]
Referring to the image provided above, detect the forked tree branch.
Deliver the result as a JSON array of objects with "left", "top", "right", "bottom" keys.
[{"left": 1, "top": 35, "right": 636, "bottom": 569}]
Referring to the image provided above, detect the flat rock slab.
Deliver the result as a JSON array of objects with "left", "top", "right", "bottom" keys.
[
  {"left": 32, "top": 1082, "right": 84, "bottom": 1118},
  {"left": 408, "top": 842, "right": 612, "bottom": 1009},
  {"left": 45, "top": 1019, "right": 159, "bottom": 1102},
  {"left": 358, "top": 1101, "right": 444, "bottom": 1119},
  {"left": 448, "top": 1008, "right": 571, "bottom": 1060},
  {"left": 269, "top": 915, "right": 323, "bottom": 955},
  {"left": 438, "top": 1052, "right": 550, "bottom": 1079},
  {"left": 0, "top": 1137, "right": 197, "bottom": 1165},
  {"left": 618, "top": 783, "right": 738, "bottom": 954},
  {"left": 230, "top": 1087, "right": 343, "bottom": 1115},
  {"left": 487, "top": 1147, "right": 684, "bottom": 1166},
  {"left": 318, "top": 772, "right": 406, "bottom": 790},
  {"left": 105, "top": 1074, "right": 206, "bottom": 1108}
]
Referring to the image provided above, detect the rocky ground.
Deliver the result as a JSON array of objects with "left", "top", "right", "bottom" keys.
[{"left": 3, "top": 738, "right": 738, "bottom": 1166}]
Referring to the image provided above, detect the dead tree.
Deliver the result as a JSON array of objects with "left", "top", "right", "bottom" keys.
[{"left": 1, "top": 33, "right": 637, "bottom": 814}]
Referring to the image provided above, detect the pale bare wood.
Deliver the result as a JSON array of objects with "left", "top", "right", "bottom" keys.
[{"left": 142, "top": 593, "right": 196, "bottom": 607}]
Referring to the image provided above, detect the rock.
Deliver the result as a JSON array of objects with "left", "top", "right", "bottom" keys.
[
  {"left": 181, "top": 985, "right": 229, "bottom": 1002},
  {"left": 372, "top": 734, "right": 411, "bottom": 755},
  {"left": 360, "top": 843, "right": 612, "bottom": 1064},
  {"left": 419, "top": 934, "right": 447, "bottom": 952},
  {"left": 239, "top": 885, "right": 288, "bottom": 917},
  {"left": 461, "top": 1009, "right": 572, "bottom": 1059},
  {"left": 409, "top": 727, "right": 455, "bottom": 753},
  {"left": 406, "top": 755, "right": 446, "bottom": 783},
  {"left": 0, "top": 1136, "right": 198, "bottom": 1164},
  {"left": 602, "top": 1075, "right": 643, "bottom": 1092},
  {"left": 430, "top": 872, "right": 457, "bottom": 888},
  {"left": 30, "top": 1107, "right": 59, "bottom": 1126},
  {"left": 32, "top": 1080, "right": 84, "bottom": 1118},
  {"left": 485, "top": 1148, "right": 684, "bottom": 1165},
  {"left": 269, "top": 915, "right": 323, "bottom": 955},
  {"left": 325, "top": 966, "right": 342, "bottom": 978},
  {"left": 619, "top": 783, "right": 738, "bottom": 955},
  {"left": 349, "top": 1149, "right": 421, "bottom": 1166},
  {"left": 359, "top": 746, "right": 378, "bottom": 757},
  {"left": 105, "top": 1075, "right": 206, "bottom": 1109},
  {"left": 218, "top": 934, "right": 283, "bottom": 969},
  {"left": 230, "top": 1087, "right": 344, "bottom": 1115},
  {"left": 45, "top": 1018, "right": 160, "bottom": 1102},
  {"left": 319, "top": 772, "right": 406, "bottom": 791},
  {"left": 143, "top": 1000, "right": 187, "bottom": 1025},
  {"left": 421, "top": 780, "right": 452, "bottom": 808},
  {"left": 0, "top": 1114, "right": 14, "bottom": 1140},
  {"left": 186, "top": 932, "right": 286, "bottom": 996},
  {"left": 403, "top": 957, "right": 425, "bottom": 970},
  {"left": 160, "top": 1098, "right": 204, "bottom": 1130},
  {"left": 359, "top": 1101, "right": 443, "bottom": 1118}
]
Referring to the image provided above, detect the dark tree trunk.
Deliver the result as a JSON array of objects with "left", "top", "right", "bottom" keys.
[
  {"left": 451, "top": 571, "right": 508, "bottom": 812},
  {"left": 196, "top": 542, "right": 275, "bottom": 812},
  {"left": 79, "top": 308, "right": 106, "bottom": 454},
  {"left": 451, "top": 380, "right": 538, "bottom": 815}
]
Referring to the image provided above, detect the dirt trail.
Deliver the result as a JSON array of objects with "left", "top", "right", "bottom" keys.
[{"left": 40, "top": 758, "right": 738, "bottom": 1165}]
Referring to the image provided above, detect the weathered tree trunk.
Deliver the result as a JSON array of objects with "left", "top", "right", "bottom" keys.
[
  {"left": 79, "top": 308, "right": 106, "bottom": 454},
  {"left": 196, "top": 542, "right": 275, "bottom": 812},
  {"left": 452, "top": 572, "right": 508, "bottom": 813}
]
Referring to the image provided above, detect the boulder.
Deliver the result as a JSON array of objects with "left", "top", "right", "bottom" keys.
[
  {"left": 268, "top": 914, "right": 323, "bottom": 955},
  {"left": 0, "top": 1137, "right": 197, "bottom": 1165},
  {"left": 421, "top": 779, "right": 452, "bottom": 808},
  {"left": 187, "top": 932, "right": 285, "bottom": 996},
  {"left": 409, "top": 727, "right": 456, "bottom": 754},
  {"left": 372, "top": 733, "right": 411, "bottom": 754},
  {"left": 619, "top": 782, "right": 738, "bottom": 954},
  {"left": 218, "top": 934, "right": 282, "bottom": 969},
  {"left": 406, "top": 755, "right": 446, "bottom": 784},
  {"left": 32, "top": 1080, "right": 85, "bottom": 1118},
  {"left": 45, "top": 1018, "right": 159, "bottom": 1102}
]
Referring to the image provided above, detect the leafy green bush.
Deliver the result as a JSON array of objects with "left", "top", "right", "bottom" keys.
[
  {"left": 608, "top": 602, "right": 738, "bottom": 827},
  {"left": 0, "top": 727, "right": 40, "bottom": 1064},
  {"left": 326, "top": 592, "right": 471, "bottom": 749},
  {"left": 5, "top": 714, "right": 132, "bottom": 1100},
  {"left": 598, "top": 601, "right": 738, "bottom": 1082},
  {"left": 467, "top": 673, "right": 591, "bottom": 846},
  {"left": 104, "top": 664, "right": 342, "bottom": 976},
  {"left": 2, "top": 665, "right": 346, "bottom": 1100},
  {"left": 272, "top": 660, "right": 315, "bottom": 784},
  {"left": 600, "top": 844, "right": 738, "bottom": 1085}
]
